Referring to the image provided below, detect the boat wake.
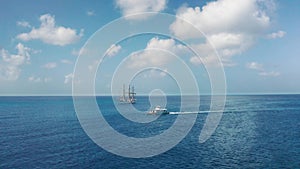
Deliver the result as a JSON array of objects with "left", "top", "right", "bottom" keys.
[{"left": 168, "top": 110, "right": 223, "bottom": 115}]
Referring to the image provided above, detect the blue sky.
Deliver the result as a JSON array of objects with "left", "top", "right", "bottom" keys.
[{"left": 0, "top": 0, "right": 299, "bottom": 95}]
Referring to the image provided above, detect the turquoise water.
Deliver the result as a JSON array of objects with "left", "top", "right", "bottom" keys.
[{"left": 1, "top": 95, "right": 300, "bottom": 168}]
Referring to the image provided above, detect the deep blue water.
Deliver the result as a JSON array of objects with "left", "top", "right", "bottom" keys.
[{"left": 1, "top": 95, "right": 300, "bottom": 168}]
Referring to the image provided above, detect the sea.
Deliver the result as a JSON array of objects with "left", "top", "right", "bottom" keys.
[{"left": 1, "top": 95, "right": 300, "bottom": 168}]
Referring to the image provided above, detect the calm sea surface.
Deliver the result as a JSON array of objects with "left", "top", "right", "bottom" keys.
[{"left": 1, "top": 95, "right": 300, "bottom": 168}]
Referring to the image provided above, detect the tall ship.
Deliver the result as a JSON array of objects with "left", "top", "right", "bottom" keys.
[{"left": 119, "top": 84, "right": 136, "bottom": 104}]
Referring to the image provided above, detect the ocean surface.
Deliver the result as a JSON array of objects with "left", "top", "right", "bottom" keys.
[{"left": 1, "top": 95, "right": 300, "bottom": 168}]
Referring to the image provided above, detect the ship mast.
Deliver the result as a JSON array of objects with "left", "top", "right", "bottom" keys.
[
  {"left": 131, "top": 86, "right": 136, "bottom": 101},
  {"left": 128, "top": 85, "right": 131, "bottom": 102},
  {"left": 122, "top": 84, "right": 125, "bottom": 101}
]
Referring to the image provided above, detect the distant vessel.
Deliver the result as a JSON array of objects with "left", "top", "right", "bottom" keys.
[
  {"left": 148, "top": 105, "right": 168, "bottom": 114},
  {"left": 119, "top": 84, "right": 136, "bottom": 104}
]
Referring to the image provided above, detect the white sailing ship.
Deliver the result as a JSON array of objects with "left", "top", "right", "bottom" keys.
[{"left": 119, "top": 84, "right": 136, "bottom": 104}]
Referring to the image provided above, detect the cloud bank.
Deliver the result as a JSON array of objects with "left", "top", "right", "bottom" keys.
[
  {"left": 116, "top": 0, "right": 167, "bottom": 20},
  {"left": 170, "top": 0, "right": 276, "bottom": 66},
  {"left": 106, "top": 44, "right": 122, "bottom": 57},
  {"left": 0, "top": 43, "right": 32, "bottom": 80},
  {"left": 247, "top": 61, "right": 280, "bottom": 77},
  {"left": 267, "top": 30, "right": 286, "bottom": 39},
  {"left": 17, "top": 14, "right": 83, "bottom": 46},
  {"left": 127, "top": 37, "right": 187, "bottom": 68}
]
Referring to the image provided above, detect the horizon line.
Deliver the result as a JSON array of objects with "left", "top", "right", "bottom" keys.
[{"left": 0, "top": 93, "right": 300, "bottom": 97}]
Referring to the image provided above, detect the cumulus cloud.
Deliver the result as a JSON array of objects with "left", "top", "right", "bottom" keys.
[
  {"left": 106, "top": 44, "right": 122, "bottom": 57},
  {"left": 71, "top": 49, "right": 80, "bottom": 56},
  {"left": 42, "top": 62, "right": 57, "bottom": 69},
  {"left": 71, "top": 48, "right": 90, "bottom": 56},
  {"left": 142, "top": 68, "right": 168, "bottom": 78},
  {"left": 246, "top": 62, "right": 264, "bottom": 71},
  {"left": 17, "top": 14, "right": 83, "bottom": 46},
  {"left": 88, "top": 60, "right": 100, "bottom": 72},
  {"left": 267, "top": 30, "right": 286, "bottom": 39},
  {"left": 246, "top": 61, "right": 280, "bottom": 77},
  {"left": 115, "top": 0, "right": 167, "bottom": 20},
  {"left": 86, "top": 10, "right": 95, "bottom": 16},
  {"left": 64, "top": 73, "right": 74, "bottom": 84},
  {"left": 28, "top": 76, "right": 52, "bottom": 83},
  {"left": 2, "top": 43, "right": 31, "bottom": 66},
  {"left": 170, "top": 0, "right": 271, "bottom": 38},
  {"left": 170, "top": 0, "right": 275, "bottom": 66},
  {"left": 17, "top": 21, "right": 31, "bottom": 28},
  {"left": 259, "top": 71, "right": 280, "bottom": 77},
  {"left": 127, "top": 37, "right": 187, "bottom": 68},
  {"left": 189, "top": 56, "right": 201, "bottom": 65},
  {"left": 0, "top": 43, "right": 32, "bottom": 80},
  {"left": 28, "top": 76, "right": 41, "bottom": 83},
  {"left": 61, "top": 59, "right": 73, "bottom": 64},
  {"left": 189, "top": 54, "right": 224, "bottom": 66},
  {"left": 0, "top": 66, "right": 20, "bottom": 81}
]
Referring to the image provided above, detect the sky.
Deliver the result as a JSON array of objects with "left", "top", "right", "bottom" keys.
[{"left": 0, "top": 0, "right": 299, "bottom": 95}]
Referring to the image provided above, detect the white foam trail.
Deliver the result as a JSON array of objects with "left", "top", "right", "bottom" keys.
[{"left": 169, "top": 110, "right": 223, "bottom": 115}]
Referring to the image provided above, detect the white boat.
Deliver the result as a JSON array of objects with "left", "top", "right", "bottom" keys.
[{"left": 148, "top": 106, "right": 168, "bottom": 114}]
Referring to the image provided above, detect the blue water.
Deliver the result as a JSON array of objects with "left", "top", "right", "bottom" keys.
[{"left": 1, "top": 95, "right": 300, "bottom": 168}]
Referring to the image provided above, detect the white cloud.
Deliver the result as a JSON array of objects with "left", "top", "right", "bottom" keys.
[
  {"left": 0, "top": 65, "right": 20, "bottom": 81},
  {"left": 28, "top": 76, "right": 41, "bottom": 83},
  {"left": 17, "top": 21, "right": 31, "bottom": 28},
  {"left": 246, "top": 62, "right": 264, "bottom": 71},
  {"left": 142, "top": 68, "right": 168, "bottom": 78},
  {"left": 190, "top": 55, "right": 220, "bottom": 66},
  {"left": 267, "top": 30, "right": 286, "bottom": 39},
  {"left": 88, "top": 60, "right": 100, "bottom": 72},
  {"left": 116, "top": 0, "right": 167, "bottom": 20},
  {"left": 61, "top": 59, "right": 73, "bottom": 64},
  {"left": 71, "top": 48, "right": 90, "bottom": 56},
  {"left": 127, "top": 37, "right": 187, "bottom": 68},
  {"left": 208, "top": 33, "right": 253, "bottom": 55},
  {"left": 17, "top": 14, "right": 83, "bottom": 46},
  {"left": 246, "top": 61, "right": 280, "bottom": 77},
  {"left": 28, "top": 76, "right": 52, "bottom": 83},
  {"left": 171, "top": 0, "right": 271, "bottom": 38},
  {"left": 259, "top": 71, "right": 280, "bottom": 77},
  {"left": 64, "top": 73, "right": 74, "bottom": 84},
  {"left": 86, "top": 10, "right": 95, "bottom": 16},
  {"left": 42, "top": 62, "right": 57, "bottom": 69},
  {"left": 71, "top": 49, "right": 80, "bottom": 56},
  {"left": 106, "top": 44, "right": 122, "bottom": 57},
  {"left": 2, "top": 43, "right": 31, "bottom": 66},
  {"left": 189, "top": 56, "right": 202, "bottom": 65},
  {"left": 0, "top": 43, "right": 32, "bottom": 80},
  {"left": 170, "top": 0, "right": 275, "bottom": 66}
]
